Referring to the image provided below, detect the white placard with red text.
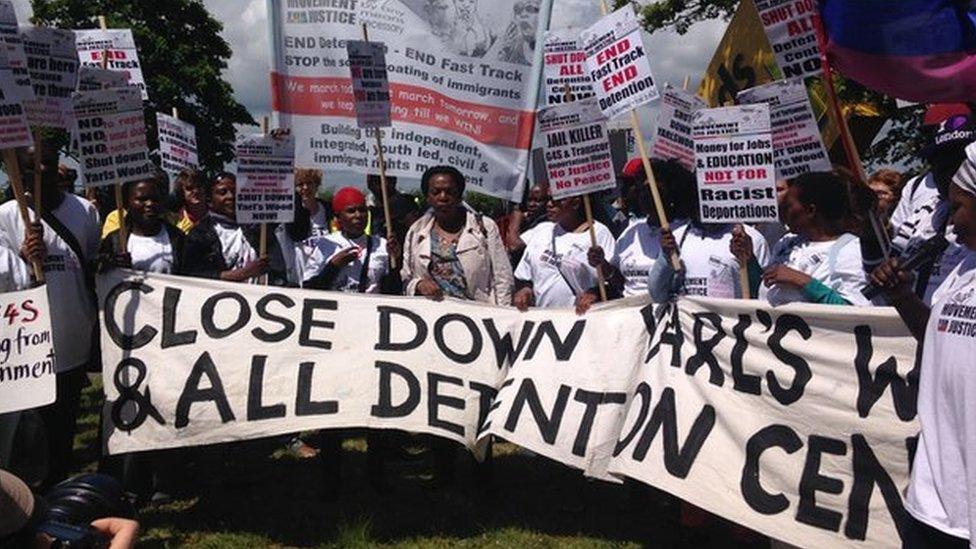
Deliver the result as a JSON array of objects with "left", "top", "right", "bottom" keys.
[
  {"left": 539, "top": 99, "right": 615, "bottom": 199},
  {"left": 74, "top": 29, "right": 148, "bottom": 100},
  {"left": 346, "top": 40, "right": 391, "bottom": 128},
  {"left": 0, "top": 1, "right": 33, "bottom": 101},
  {"left": 579, "top": 7, "right": 659, "bottom": 119},
  {"left": 0, "top": 286, "right": 55, "bottom": 415},
  {"left": 755, "top": 0, "right": 821, "bottom": 79},
  {"left": 651, "top": 84, "right": 706, "bottom": 171},
  {"left": 693, "top": 104, "right": 777, "bottom": 223},
  {"left": 235, "top": 132, "right": 296, "bottom": 224},
  {"left": 543, "top": 28, "right": 593, "bottom": 107},
  {"left": 156, "top": 112, "right": 198, "bottom": 177},
  {"left": 22, "top": 27, "right": 79, "bottom": 128},
  {"left": 737, "top": 78, "right": 832, "bottom": 180},
  {"left": 72, "top": 86, "right": 153, "bottom": 187}
]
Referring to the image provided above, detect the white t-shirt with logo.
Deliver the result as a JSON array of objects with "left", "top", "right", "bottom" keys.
[
  {"left": 671, "top": 223, "right": 769, "bottom": 299},
  {"left": 613, "top": 218, "right": 685, "bottom": 297},
  {"left": 759, "top": 233, "right": 870, "bottom": 306},
  {"left": 211, "top": 215, "right": 258, "bottom": 272},
  {"left": 889, "top": 173, "right": 947, "bottom": 263},
  {"left": 0, "top": 245, "right": 30, "bottom": 293},
  {"left": 0, "top": 194, "right": 100, "bottom": 371},
  {"left": 304, "top": 232, "right": 388, "bottom": 294},
  {"left": 906, "top": 248, "right": 976, "bottom": 540},
  {"left": 127, "top": 229, "right": 174, "bottom": 274},
  {"left": 923, "top": 233, "right": 968, "bottom": 306},
  {"left": 515, "top": 221, "right": 616, "bottom": 308}
]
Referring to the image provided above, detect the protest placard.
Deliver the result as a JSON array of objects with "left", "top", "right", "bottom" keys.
[
  {"left": 737, "top": 78, "right": 831, "bottom": 179},
  {"left": 579, "top": 7, "right": 659, "bottom": 119},
  {"left": 77, "top": 66, "right": 128, "bottom": 92},
  {"left": 0, "top": 286, "right": 55, "bottom": 415},
  {"left": 693, "top": 104, "right": 777, "bottom": 223},
  {"left": 99, "top": 270, "right": 916, "bottom": 548},
  {"left": 74, "top": 28, "right": 148, "bottom": 99},
  {"left": 72, "top": 86, "right": 152, "bottom": 187},
  {"left": 235, "top": 132, "right": 295, "bottom": 224},
  {"left": 0, "top": 49, "right": 33, "bottom": 149},
  {"left": 346, "top": 40, "right": 391, "bottom": 128},
  {"left": 22, "top": 27, "right": 79, "bottom": 128},
  {"left": 156, "top": 111, "right": 198, "bottom": 176},
  {"left": 755, "top": 0, "right": 821, "bottom": 79},
  {"left": 543, "top": 28, "right": 593, "bottom": 107},
  {"left": 0, "top": 1, "right": 33, "bottom": 101},
  {"left": 269, "top": 0, "right": 552, "bottom": 201},
  {"left": 650, "top": 84, "right": 706, "bottom": 170},
  {"left": 539, "top": 99, "right": 615, "bottom": 199}
]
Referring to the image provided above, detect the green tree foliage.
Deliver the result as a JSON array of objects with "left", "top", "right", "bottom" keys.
[{"left": 31, "top": 0, "right": 256, "bottom": 173}]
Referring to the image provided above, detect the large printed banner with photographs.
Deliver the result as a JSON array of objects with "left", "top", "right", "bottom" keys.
[
  {"left": 268, "top": 0, "right": 553, "bottom": 201},
  {"left": 99, "top": 272, "right": 917, "bottom": 548}
]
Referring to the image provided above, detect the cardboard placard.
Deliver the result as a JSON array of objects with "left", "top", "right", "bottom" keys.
[
  {"left": 755, "top": 0, "right": 821, "bottom": 80},
  {"left": 73, "top": 86, "right": 152, "bottom": 187},
  {"left": 542, "top": 28, "right": 593, "bottom": 107},
  {"left": 74, "top": 28, "right": 148, "bottom": 99},
  {"left": 0, "top": 286, "right": 55, "bottom": 414},
  {"left": 737, "top": 78, "right": 832, "bottom": 179},
  {"left": 22, "top": 27, "right": 79, "bottom": 128},
  {"left": 693, "top": 104, "right": 777, "bottom": 223},
  {"left": 579, "top": 7, "right": 659, "bottom": 119},
  {"left": 156, "top": 111, "right": 198, "bottom": 176},
  {"left": 346, "top": 40, "right": 391, "bottom": 128},
  {"left": 539, "top": 99, "right": 615, "bottom": 199},
  {"left": 0, "top": 1, "right": 33, "bottom": 101},
  {"left": 235, "top": 132, "right": 296, "bottom": 224},
  {"left": 651, "top": 84, "right": 706, "bottom": 170}
]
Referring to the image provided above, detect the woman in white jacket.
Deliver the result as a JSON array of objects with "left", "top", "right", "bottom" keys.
[{"left": 401, "top": 165, "right": 513, "bottom": 305}]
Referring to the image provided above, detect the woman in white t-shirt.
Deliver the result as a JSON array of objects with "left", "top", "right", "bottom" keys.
[
  {"left": 606, "top": 158, "right": 694, "bottom": 297},
  {"left": 871, "top": 144, "right": 976, "bottom": 549},
  {"left": 182, "top": 173, "right": 273, "bottom": 284},
  {"left": 758, "top": 172, "right": 870, "bottom": 306},
  {"left": 304, "top": 187, "right": 391, "bottom": 293},
  {"left": 513, "top": 194, "right": 616, "bottom": 313},
  {"left": 99, "top": 172, "right": 185, "bottom": 275},
  {"left": 646, "top": 171, "right": 770, "bottom": 301}
]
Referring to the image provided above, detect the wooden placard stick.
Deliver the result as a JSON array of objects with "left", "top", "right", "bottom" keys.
[
  {"left": 97, "top": 15, "right": 128, "bottom": 250},
  {"left": 682, "top": 75, "right": 691, "bottom": 91},
  {"left": 361, "top": 23, "right": 397, "bottom": 270},
  {"left": 259, "top": 116, "right": 270, "bottom": 285},
  {"left": 561, "top": 83, "right": 608, "bottom": 302},
  {"left": 3, "top": 149, "right": 44, "bottom": 281},
  {"left": 597, "top": 0, "right": 681, "bottom": 272}
]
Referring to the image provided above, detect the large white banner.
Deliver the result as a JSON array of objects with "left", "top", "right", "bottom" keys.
[
  {"left": 98, "top": 272, "right": 918, "bottom": 548},
  {"left": 268, "top": 0, "right": 553, "bottom": 201},
  {"left": 737, "top": 78, "right": 832, "bottom": 180},
  {"left": 0, "top": 286, "right": 55, "bottom": 414},
  {"left": 74, "top": 29, "right": 148, "bottom": 100}
]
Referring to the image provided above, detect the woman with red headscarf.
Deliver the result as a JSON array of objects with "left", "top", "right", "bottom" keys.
[{"left": 303, "top": 186, "right": 395, "bottom": 292}]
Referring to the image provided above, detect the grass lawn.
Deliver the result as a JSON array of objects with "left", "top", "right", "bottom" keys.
[{"left": 67, "top": 377, "right": 724, "bottom": 548}]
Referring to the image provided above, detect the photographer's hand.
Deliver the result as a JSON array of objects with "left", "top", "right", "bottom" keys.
[{"left": 90, "top": 518, "right": 139, "bottom": 549}]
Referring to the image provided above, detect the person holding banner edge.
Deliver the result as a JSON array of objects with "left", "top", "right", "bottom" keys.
[
  {"left": 756, "top": 172, "right": 870, "bottom": 306},
  {"left": 870, "top": 143, "right": 976, "bottom": 548},
  {"left": 181, "top": 172, "right": 282, "bottom": 284},
  {"left": 401, "top": 165, "right": 512, "bottom": 489},
  {"left": 0, "top": 140, "right": 101, "bottom": 490}
]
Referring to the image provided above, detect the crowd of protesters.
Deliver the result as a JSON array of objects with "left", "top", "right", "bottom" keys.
[{"left": 1, "top": 101, "right": 976, "bottom": 548}]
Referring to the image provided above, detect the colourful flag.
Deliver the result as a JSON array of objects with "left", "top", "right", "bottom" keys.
[{"left": 819, "top": 0, "right": 976, "bottom": 102}]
